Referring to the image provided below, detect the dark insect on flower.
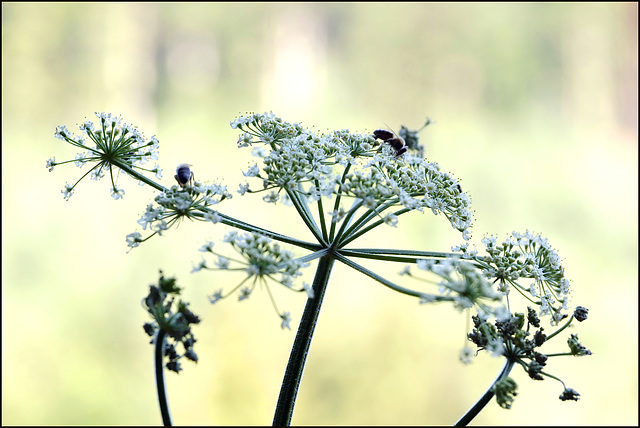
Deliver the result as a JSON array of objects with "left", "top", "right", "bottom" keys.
[
  {"left": 175, "top": 163, "right": 194, "bottom": 188},
  {"left": 373, "top": 128, "right": 407, "bottom": 157},
  {"left": 399, "top": 117, "right": 431, "bottom": 151}
]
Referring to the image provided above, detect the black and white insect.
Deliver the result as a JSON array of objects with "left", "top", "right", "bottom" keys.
[
  {"left": 372, "top": 127, "right": 407, "bottom": 157},
  {"left": 175, "top": 163, "right": 195, "bottom": 188}
]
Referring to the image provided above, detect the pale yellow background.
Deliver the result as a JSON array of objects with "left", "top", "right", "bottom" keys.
[{"left": 2, "top": 2, "right": 637, "bottom": 425}]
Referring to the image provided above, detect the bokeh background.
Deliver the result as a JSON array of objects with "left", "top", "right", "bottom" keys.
[{"left": 2, "top": 2, "right": 637, "bottom": 425}]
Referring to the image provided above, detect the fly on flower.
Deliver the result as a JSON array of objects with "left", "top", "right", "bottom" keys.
[
  {"left": 373, "top": 127, "right": 407, "bottom": 157},
  {"left": 175, "top": 163, "right": 195, "bottom": 188}
]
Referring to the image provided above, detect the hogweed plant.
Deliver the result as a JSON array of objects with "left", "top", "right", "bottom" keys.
[{"left": 48, "top": 111, "right": 591, "bottom": 425}]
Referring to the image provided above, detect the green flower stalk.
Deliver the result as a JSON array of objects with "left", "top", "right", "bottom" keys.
[{"left": 48, "top": 111, "right": 591, "bottom": 426}]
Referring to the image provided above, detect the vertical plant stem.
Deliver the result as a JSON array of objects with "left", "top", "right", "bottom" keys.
[
  {"left": 155, "top": 330, "right": 173, "bottom": 427},
  {"left": 454, "top": 359, "right": 514, "bottom": 426},
  {"left": 272, "top": 254, "right": 336, "bottom": 426}
]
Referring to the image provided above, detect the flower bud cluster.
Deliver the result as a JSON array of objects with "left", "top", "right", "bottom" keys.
[
  {"left": 142, "top": 271, "right": 200, "bottom": 373},
  {"left": 467, "top": 305, "right": 590, "bottom": 408}
]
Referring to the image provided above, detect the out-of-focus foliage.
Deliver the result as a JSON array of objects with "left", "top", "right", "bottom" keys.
[{"left": 2, "top": 2, "right": 637, "bottom": 425}]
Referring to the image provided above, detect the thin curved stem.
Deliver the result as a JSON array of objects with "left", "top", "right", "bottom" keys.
[
  {"left": 313, "top": 180, "right": 329, "bottom": 241},
  {"left": 273, "top": 254, "right": 336, "bottom": 426},
  {"left": 328, "top": 164, "right": 351, "bottom": 241},
  {"left": 339, "top": 248, "right": 460, "bottom": 263},
  {"left": 285, "top": 187, "right": 327, "bottom": 246},
  {"left": 191, "top": 210, "right": 323, "bottom": 252},
  {"left": 339, "top": 206, "right": 410, "bottom": 247},
  {"left": 338, "top": 199, "right": 398, "bottom": 244},
  {"left": 334, "top": 252, "right": 453, "bottom": 302},
  {"left": 154, "top": 330, "right": 172, "bottom": 427},
  {"left": 330, "top": 198, "right": 364, "bottom": 245},
  {"left": 454, "top": 359, "right": 515, "bottom": 426}
]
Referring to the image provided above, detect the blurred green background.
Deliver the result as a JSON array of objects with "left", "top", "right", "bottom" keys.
[{"left": 2, "top": 2, "right": 637, "bottom": 425}]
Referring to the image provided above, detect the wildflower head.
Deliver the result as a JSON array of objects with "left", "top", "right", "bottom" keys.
[
  {"left": 476, "top": 230, "right": 571, "bottom": 321},
  {"left": 231, "top": 112, "right": 472, "bottom": 240},
  {"left": 129, "top": 182, "right": 232, "bottom": 249},
  {"left": 196, "top": 231, "right": 311, "bottom": 327},
  {"left": 49, "top": 112, "right": 161, "bottom": 199},
  {"left": 411, "top": 258, "right": 502, "bottom": 314}
]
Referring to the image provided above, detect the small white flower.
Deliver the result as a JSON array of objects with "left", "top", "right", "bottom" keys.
[
  {"left": 74, "top": 152, "right": 87, "bottom": 168},
  {"left": 237, "top": 133, "right": 253, "bottom": 147},
  {"left": 263, "top": 191, "right": 279, "bottom": 204},
  {"left": 199, "top": 241, "right": 215, "bottom": 252},
  {"left": 54, "top": 125, "right": 70, "bottom": 141},
  {"left": 416, "top": 259, "right": 432, "bottom": 271},
  {"left": 238, "top": 183, "right": 250, "bottom": 195},
  {"left": 91, "top": 167, "right": 105, "bottom": 181},
  {"left": 419, "top": 294, "right": 437, "bottom": 304},
  {"left": 280, "top": 312, "right": 292, "bottom": 330},
  {"left": 125, "top": 232, "right": 142, "bottom": 249},
  {"left": 62, "top": 183, "right": 74, "bottom": 200},
  {"left": 487, "top": 338, "right": 505, "bottom": 357},
  {"left": 208, "top": 289, "right": 223, "bottom": 304},
  {"left": 238, "top": 287, "right": 252, "bottom": 301},
  {"left": 459, "top": 346, "right": 474, "bottom": 365},
  {"left": 243, "top": 164, "right": 260, "bottom": 177},
  {"left": 251, "top": 146, "right": 268, "bottom": 157},
  {"left": 204, "top": 210, "right": 222, "bottom": 224},
  {"left": 46, "top": 157, "right": 56, "bottom": 172},
  {"left": 302, "top": 282, "right": 315, "bottom": 299},
  {"left": 191, "top": 258, "right": 207, "bottom": 273},
  {"left": 382, "top": 212, "right": 398, "bottom": 227},
  {"left": 214, "top": 256, "right": 230, "bottom": 269},
  {"left": 493, "top": 305, "right": 511, "bottom": 322},
  {"left": 79, "top": 120, "right": 94, "bottom": 132},
  {"left": 110, "top": 187, "right": 125, "bottom": 200},
  {"left": 328, "top": 208, "right": 346, "bottom": 223}
]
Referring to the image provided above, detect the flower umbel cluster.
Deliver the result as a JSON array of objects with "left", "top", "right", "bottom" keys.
[
  {"left": 48, "top": 112, "right": 161, "bottom": 200},
  {"left": 142, "top": 271, "right": 200, "bottom": 373},
  {"left": 467, "top": 305, "right": 591, "bottom": 409},
  {"left": 401, "top": 258, "right": 503, "bottom": 314},
  {"left": 457, "top": 230, "right": 571, "bottom": 323},
  {"left": 195, "top": 231, "right": 312, "bottom": 329},
  {"left": 127, "top": 182, "right": 233, "bottom": 249},
  {"left": 232, "top": 112, "right": 472, "bottom": 244}
]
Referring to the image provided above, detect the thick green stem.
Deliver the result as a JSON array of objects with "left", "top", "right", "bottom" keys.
[
  {"left": 454, "top": 359, "right": 514, "bottom": 426},
  {"left": 154, "top": 330, "right": 172, "bottom": 427},
  {"left": 273, "top": 254, "right": 336, "bottom": 426}
]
